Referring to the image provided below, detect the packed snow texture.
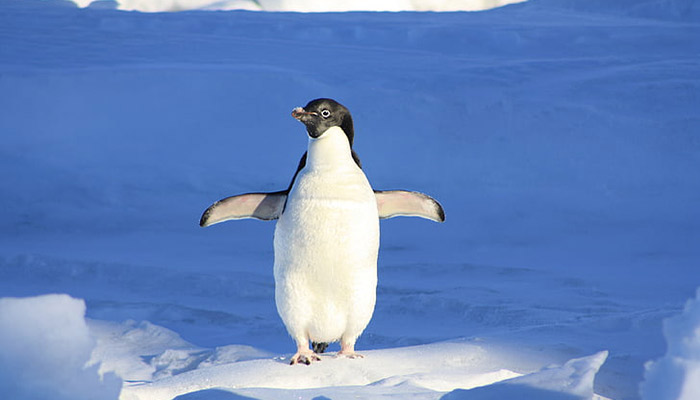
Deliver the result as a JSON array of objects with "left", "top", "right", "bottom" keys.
[
  {"left": 1, "top": 0, "right": 700, "bottom": 399},
  {"left": 0, "top": 294, "right": 121, "bottom": 400},
  {"left": 443, "top": 351, "right": 608, "bottom": 400},
  {"left": 85, "top": 316, "right": 608, "bottom": 400},
  {"left": 535, "top": 0, "right": 699, "bottom": 20},
  {"left": 68, "top": 0, "right": 526, "bottom": 12},
  {"left": 641, "top": 289, "right": 700, "bottom": 400}
]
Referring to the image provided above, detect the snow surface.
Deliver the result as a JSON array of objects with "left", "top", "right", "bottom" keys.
[
  {"left": 641, "top": 288, "right": 700, "bottom": 400},
  {"left": 0, "top": 294, "right": 121, "bottom": 400},
  {"left": 67, "top": 0, "right": 526, "bottom": 12},
  {"left": 1, "top": 0, "right": 700, "bottom": 399}
]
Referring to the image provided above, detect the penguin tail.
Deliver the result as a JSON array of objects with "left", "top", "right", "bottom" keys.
[{"left": 312, "top": 342, "right": 329, "bottom": 354}]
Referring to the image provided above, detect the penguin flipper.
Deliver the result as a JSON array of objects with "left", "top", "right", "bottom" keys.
[
  {"left": 375, "top": 190, "right": 445, "bottom": 222},
  {"left": 200, "top": 191, "right": 287, "bottom": 227}
]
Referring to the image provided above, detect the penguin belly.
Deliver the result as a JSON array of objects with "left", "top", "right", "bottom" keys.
[{"left": 273, "top": 166, "right": 379, "bottom": 346}]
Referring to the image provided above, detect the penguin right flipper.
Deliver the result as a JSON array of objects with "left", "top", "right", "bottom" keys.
[
  {"left": 200, "top": 191, "right": 287, "bottom": 227},
  {"left": 375, "top": 190, "right": 445, "bottom": 222}
]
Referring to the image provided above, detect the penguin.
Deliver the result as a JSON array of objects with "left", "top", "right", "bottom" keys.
[{"left": 200, "top": 98, "right": 444, "bottom": 365}]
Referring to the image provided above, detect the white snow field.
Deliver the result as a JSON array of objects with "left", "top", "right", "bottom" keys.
[
  {"left": 1, "top": 0, "right": 699, "bottom": 399},
  {"left": 68, "top": 0, "right": 526, "bottom": 12}
]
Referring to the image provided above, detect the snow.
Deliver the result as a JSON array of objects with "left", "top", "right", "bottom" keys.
[
  {"left": 87, "top": 319, "right": 604, "bottom": 400},
  {"left": 444, "top": 351, "right": 609, "bottom": 400},
  {"left": 1, "top": 0, "right": 700, "bottom": 399},
  {"left": 0, "top": 294, "right": 121, "bottom": 400},
  {"left": 68, "top": 0, "right": 527, "bottom": 12},
  {"left": 641, "top": 289, "right": 700, "bottom": 400}
]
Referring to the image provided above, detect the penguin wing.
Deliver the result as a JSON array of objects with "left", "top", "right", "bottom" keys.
[
  {"left": 200, "top": 191, "right": 287, "bottom": 227},
  {"left": 375, "top": 190, "right": 445, "bottom": 222}
]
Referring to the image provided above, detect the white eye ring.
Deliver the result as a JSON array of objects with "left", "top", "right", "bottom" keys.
[{"left": 320, "top": 109, "right": 331, "bottom": 118}]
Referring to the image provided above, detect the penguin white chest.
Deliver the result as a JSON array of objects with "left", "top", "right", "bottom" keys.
[{"left": 273, "top": 127, "right": 379, "bottom": 344}]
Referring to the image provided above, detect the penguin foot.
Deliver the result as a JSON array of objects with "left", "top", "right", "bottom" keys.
[
  {"left": 289, "top": 351, "right": 321, "bottom": 365},
  {"left": 336, "top": 350, "right": 364, "bottom": 359},
  {"left": 337, "top": 341, "right": 362, "bottom": 359}
]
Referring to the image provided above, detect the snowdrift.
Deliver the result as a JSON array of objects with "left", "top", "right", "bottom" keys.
[
  {"left": 68, "top": 0, "right": 527, "bottom": 12},
  {"left": 0, "top": 295, "right": 121, "bottom": 400},
  {"left": 89, "top": 314, "right": 608, "bottom": 400},
  {"left": 641, "top": 288, "right": 700, "bottom": 400}
]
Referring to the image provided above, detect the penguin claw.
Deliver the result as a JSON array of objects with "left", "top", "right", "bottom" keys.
[
  {"left": 289, "top": 352, "right": 321, "bottom": 365},
  {"left": 336, "top": 351, "right": 364, "bottom": 359}
]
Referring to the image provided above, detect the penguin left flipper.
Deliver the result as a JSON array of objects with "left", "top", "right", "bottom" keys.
[
  {"left": 375, "top": 190, "right": 445, "bottom": 223},
  {"left": 200, "top": 191, "right": 287, "bottom": 227}
]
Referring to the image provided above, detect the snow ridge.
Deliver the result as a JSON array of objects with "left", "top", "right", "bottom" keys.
[
  {"left": 642, "top": 289, "right": 700, "bottom": 400},
  {"left": 0, "top": 295, "right": 122, "bottom": 400}
]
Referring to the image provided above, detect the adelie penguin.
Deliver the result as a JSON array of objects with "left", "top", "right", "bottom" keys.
[{"left": 200, "top": 98, "right": 445, "bottom": 365}]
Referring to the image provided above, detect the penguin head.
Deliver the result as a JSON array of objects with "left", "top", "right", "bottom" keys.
[{"left": 292, "top": 98, "right": 355, "bottom": 147}]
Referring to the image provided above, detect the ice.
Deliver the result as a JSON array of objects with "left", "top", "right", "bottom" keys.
[
  {"left": 0, "top": 294, "right": 121, "bottom": 400},
  {"left": 641, "top": 288, "right": 700, "bottom": 400},
  {"left": 107, "top": 330, "right": 603, "bottom": 400},
  {"left": 443, "top": 351, "right": 609, "bottom": 399}
]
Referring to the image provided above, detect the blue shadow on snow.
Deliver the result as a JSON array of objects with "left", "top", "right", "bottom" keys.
[
  {"left": 174, "top": 388, "right": 258, "bottom": 400},
  {"left": 441, "top": 384, "right": 582, "bottom": 400}
]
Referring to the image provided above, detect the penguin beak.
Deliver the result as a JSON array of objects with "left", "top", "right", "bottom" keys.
[
  {"left": 292, "top": 106, "right": 324, "bottom": 139},
  {"left": 292, "top": 107, "right": 317, "bottom": 121}
]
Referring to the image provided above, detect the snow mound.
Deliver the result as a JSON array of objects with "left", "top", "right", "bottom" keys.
[
  {"left": 89, "top": 319, "right": 273, "bottom": 383},
  {"left": 0, "top": 294, "right": 122, "bottom": 400},
  {"left": 93, "top": 320, "right": 609, "bottom": 400},
  {"left": 69, "top": 0, "right": 526, "bottom": 12},
  {"left": 118, "top": 340, "right": 520, "bottom": 400},
  {"left": 641, "top": 287, "right": 700, "bottom": 400},
  {"left": 443, "top": 351, "right": 609, "bottom": 399}
]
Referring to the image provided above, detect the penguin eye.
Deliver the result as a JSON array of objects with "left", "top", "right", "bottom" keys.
[{"left": 320, "top": 109, "right": 331, "bottom": 118}]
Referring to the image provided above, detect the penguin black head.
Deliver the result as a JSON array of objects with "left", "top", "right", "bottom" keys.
[{"left": 292, "top": 98, "right": 355, "bottom": 147}]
